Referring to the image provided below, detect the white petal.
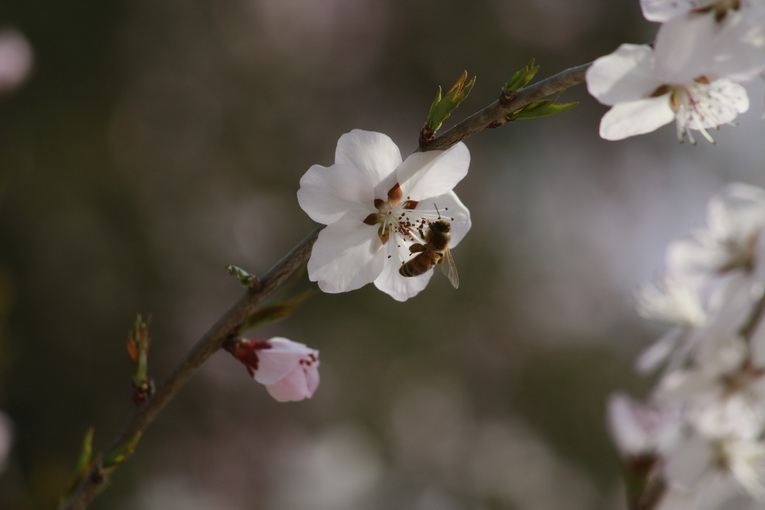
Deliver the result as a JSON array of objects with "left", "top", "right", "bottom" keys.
[
  {"left": 607, "top": 393, "right": 681, "bottom": 455},
  {"left": 654, "top": 14, "right": 716, "bottom": 84},
  {"left": 586, "top": 44, "right": 663, "bottom": 105},
  {"left": 654, "top": 369, "right": 718, "bottom": 402},
  {"left": 708, "top": 182, "right": 765, "bottom": 239},
  {"left": 664, "top": 435, "right": 714, "bottom": 489},
  {"left": 637, "top": 330, "right": 681, "bottom": 373},
  {"left": 297, "top": 162, "right": 376, "bottom": 225},
  {"left": 396, "top": 142, "right": 470, "bottom": 201},
  {"left": 640, "top": 0, "right": 696, "bottom": 22},
  {"left": 374, "top": 241, "right": 433, "bottom": 301},
  {"left": 599, "top": 96, "right": 675, "bottom": 140},
  {"left": 710, "top": 11, "right": 765, "bottom": 82},
  {"left": 307, "top": 220, "right": 385, "bottom": 293},
  {"left": 666, "top": 234, "right": 727, "bottom": 282},
  {"left": 335, "top": 129, "right": 402, "bottom": 190},
  {"left": 420, "top": 191, "right": 472, "bottom": 247}
]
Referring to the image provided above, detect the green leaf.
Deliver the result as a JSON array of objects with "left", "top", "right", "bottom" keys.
[
  {"left": 226, "top": 264, "right": 257, "bottom": 287},
  {"left": 74, "top": 427, "right": 95, "bottom": 476},
  {"left": 60, "top": 427, "right": 97, "bottom": 500},
  {"left": 426, "top": 71, "right": 476, "bottom": 133},
  {"left": 240, "top": 290, "right": 316, "bottom": 332},
  {"left": 127, "top": 315, "right": 151, "bottom": 388},
  {"left": 103, "top": 432, "right": 142, "bottom": 471},
  {"left": 511, "top": 99, "right": 578, "bottom": 120},
  {"left": 503, "top": 59, "right": 540, "bottom": 94}
]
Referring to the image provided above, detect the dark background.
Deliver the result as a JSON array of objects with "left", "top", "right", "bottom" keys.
[{"left": 1, "top": 1, "right": 764, "bottom": 509}]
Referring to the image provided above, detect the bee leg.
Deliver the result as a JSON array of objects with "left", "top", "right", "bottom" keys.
[{"left": 409, "top": 243, "right": 425, "bottom": 254}]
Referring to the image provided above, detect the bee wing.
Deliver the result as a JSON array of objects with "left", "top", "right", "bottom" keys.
[{"left": 440, "top": 248, "right": 459, "bottom": 289}]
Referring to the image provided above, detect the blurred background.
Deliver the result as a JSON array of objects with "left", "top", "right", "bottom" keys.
[{"left": 1, "top": 0, "right": 765, "bottom": 509}]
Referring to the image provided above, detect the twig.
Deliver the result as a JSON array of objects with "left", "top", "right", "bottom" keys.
[
  {"left": 59, "top": 226, "right": 324, "bottom": 510},
  {"left": 419, "top": 62, "right": 592, "bottom": 152},
  {"left": 739, "top": 285, "right": 765, "bottom": 341}
]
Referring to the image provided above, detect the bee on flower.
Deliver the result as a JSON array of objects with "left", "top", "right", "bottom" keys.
[{"left": 297, "top": 129, "right": 471, "bottom": 301}]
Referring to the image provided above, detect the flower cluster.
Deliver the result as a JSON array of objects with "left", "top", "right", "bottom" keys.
[
  {"left": 297, "top": 129, "right": 471, "bottom": 301},
  {"left": 586, "top": 0, "right": 765, "bottom": 142},
  {"left": 610, "top": 183, "right": 765, "bottom": 509}
]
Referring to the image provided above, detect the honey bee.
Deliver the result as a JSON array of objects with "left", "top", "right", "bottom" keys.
[{"left": 399, "top": 217, "right": 459, "bottom": 289}]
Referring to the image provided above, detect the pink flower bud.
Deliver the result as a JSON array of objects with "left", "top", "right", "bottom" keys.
[{"left": 231, "top": 337, "right": 320, "bottom": 402}]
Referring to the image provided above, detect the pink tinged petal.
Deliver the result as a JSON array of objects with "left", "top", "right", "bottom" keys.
[
  {"left": 586, "top": 44, "right": 664, "bottom": 106},
  {"left": 265, "top": 363, "right": 320, "bottom": 402},
  {"left": 253, "top": 337, "right": 316, "bottom": 385},
  {"left": 607, "top": 393, "right": 681, "bottom": 456},
  {"left": 335, "top": 129, "right": 402, "bottom": 190},
  {"left": 421, "top": 191, "right": 472, "bottom": 247},
  {"left": 297, "top": 163, "right": 376, "bottom": 225},
  {"left": 599, "top": 96, "right": 676, "bottom": 140},
  {"left": 687, "top": 79, "right": 749, "bottom": 129},
  {"left": 640, "top": 0, "right": 697, "bottom": 22},
  {"left": 395, "top": 142, "right": 470, "bottom": 201},
  {"left": 307, "top": 220, "right": 385, "bottom": 293},
  {"left": 654, "top": 14, "right": 717, "bottom": 84}
]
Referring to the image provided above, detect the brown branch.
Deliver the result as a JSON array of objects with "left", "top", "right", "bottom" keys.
[
  {"left": 59, "top": 225, "right": 324, "bottom": 510},
  {"left": 419, "top": 62, "right": 592, "bottom": 152},
  {"left": 739, "top": 285, "right": 765, "bottom": 341}
]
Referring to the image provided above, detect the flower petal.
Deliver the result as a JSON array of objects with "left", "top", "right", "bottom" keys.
[
  {"left": 707, "top": 183, "right": 765, "bottom": 240},
  {"left": 640, "top": 0, "right": 696, "bottom": 22},
  {"left": 374, "top": 249, "right": 434, "bottom": 302},
  {"left": 396, "top": 142, "right": 470, "bottom": 201},
  {"left": 298, "top": 163, "right": 376, "bottom": 225},
  {"left": 335, "top": 129, "right": 402, "bottom": 191},
  {"left": 710, "top": 11, "right": 765, "bottom": 82},
  {"left": 599, "top": 96, "right": 675, "bottom": 140},
  {"left": 265, "top": 363, "right": 320, "bottom": 402},
  {"left": 424, "top": 191, "right": 471, "bottom": 247},
  {"left": 586, "top": 44, "right": 663, "bottom": 106},
  {"left": 307, "top": 220, "right": 385, "bottom": 293},
  {"left": 253, "top": 337, "right": 315, "bottom": 385},
  {"left": 654, "top": 14, "right": 717, "bottom": 84}
]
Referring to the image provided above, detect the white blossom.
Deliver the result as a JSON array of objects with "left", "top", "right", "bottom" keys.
[
  {"left": 297, "top": 129, "right": 471, "bottom": 301},
  {"left": 586, "top": 43, "right": 749, "bottom": 142},
  {"left": 642, "top": 0, "right": 765, "bottom": 83}
]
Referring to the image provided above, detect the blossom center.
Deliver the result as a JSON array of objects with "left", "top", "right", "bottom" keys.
[{"left": 362, "top": 183, "right": 420, "bottom": 244}]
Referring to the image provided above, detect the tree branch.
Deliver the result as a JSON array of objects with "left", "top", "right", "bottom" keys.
[
  {"left": 419, "top": 62, "right": 592, "bottom": 152},
  {"left": 59, "top": 226, "right": 324, "bottom": 510}
]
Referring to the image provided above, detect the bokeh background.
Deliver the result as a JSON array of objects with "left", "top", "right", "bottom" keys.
[{"left": 2, "top": 1, "right": 765, "bottom": 509}]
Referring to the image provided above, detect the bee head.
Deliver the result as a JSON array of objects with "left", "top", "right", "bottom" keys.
[{"left": 430, "top": 219, "right": 451, "bottom": 233}]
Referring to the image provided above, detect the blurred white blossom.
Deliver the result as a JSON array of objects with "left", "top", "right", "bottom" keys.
[
  {"left": 586, "top": 44, "right": 748, "bottom": 142},
  {"left": 0, "top": 29, "right": 32, "bottom": 94},
  {"left": 615, "top": 182, "right": 765, "bottom": 509},
  {"left": 641, "top": 0, "right": 765, "bottom": 83}
]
